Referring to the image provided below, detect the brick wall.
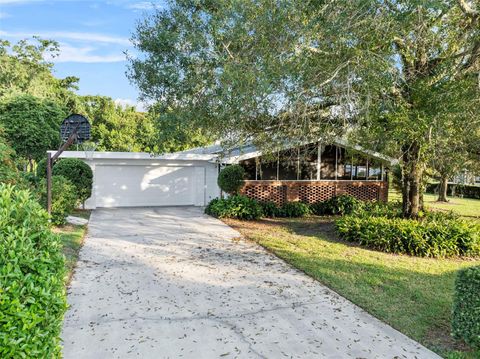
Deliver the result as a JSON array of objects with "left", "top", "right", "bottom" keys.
[{"left": 240, "top": 180, "right": 388, "bottom": 206}]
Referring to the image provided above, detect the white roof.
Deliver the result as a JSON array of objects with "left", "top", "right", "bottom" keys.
[
  {"left": 183, "top": 139, "right": 396, "bottom": 165},
  {"left": 47, "top": 150, "right": 218, "bottom": 162},
  {"left": 49, "top": 139, "right": 396, "bottom": 165}
]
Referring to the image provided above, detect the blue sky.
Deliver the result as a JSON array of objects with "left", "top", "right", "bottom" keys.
[{"left": 0, "top": 0, "right": 166, "bottom": 110}]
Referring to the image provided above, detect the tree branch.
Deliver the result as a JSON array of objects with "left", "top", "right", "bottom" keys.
[{"left": 457, "top": 0, "right": 479, "bottom": 17}]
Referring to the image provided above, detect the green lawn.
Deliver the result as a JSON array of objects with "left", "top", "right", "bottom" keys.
[
  {"left": 389, "top": 191, "right": 480, "bottom": 221},
  {"left": 226, "top": 217, "right": 480, "bottom": 358},
  {"left": 54, "top": 210, "right": 90, "bottom": 282}
]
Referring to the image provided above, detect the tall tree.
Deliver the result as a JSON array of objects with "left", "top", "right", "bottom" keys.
[
  {"left": 79, "top": 95, "right": 158, "bottom": 152},
  {"left": 0, "top": 95, "right": 65, "bottom": 170},
  {"left": 129, "top": 0, "right": 480, "bottom": 217},
  {"left": 0, "top": 38, "right": 81, "bottom": 113}
]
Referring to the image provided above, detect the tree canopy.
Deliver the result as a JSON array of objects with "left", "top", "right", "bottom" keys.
[
  {"left": 129, "top": 0, "right": 480, "bottom": 217},
  {"left": 0, "top": 95, "right": 65, "bottom": 168}
]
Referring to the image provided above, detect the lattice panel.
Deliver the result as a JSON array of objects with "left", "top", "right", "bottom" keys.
[
  {"left": 297, "top": 185, "right": 336, "bottom": 204},
  {"left": 344, "top": 185, "right": 379, "bottom": 201},
  {"left": 242, "top": 185, "right": 287, "bottom": 205}
]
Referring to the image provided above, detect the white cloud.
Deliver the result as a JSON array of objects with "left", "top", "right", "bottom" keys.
[
  {"left": 48, "top": 44, "right": 125, "bottom": 63},
  {"left": 114, "top": 98, "right": 149, "bottom": 112},
  {"left": 0, "top": 11, "right": 11, "bottom": 18},
  {"left": 0, "top": 30, "right": 131, "bottom": 46},
  {"left": 126, "top": 2, "right": 155, "bottom": 10}
]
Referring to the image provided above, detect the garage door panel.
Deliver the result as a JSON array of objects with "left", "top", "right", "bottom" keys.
[{"left": 95, "top": 165, "right": 198, "bottom": 207}]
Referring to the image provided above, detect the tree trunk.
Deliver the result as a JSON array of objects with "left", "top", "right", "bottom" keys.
[
  {"left": 437, "top": 175, "right": 448, "bottom": 202},
  {"left": 401, "top": 143, "right": 423, "bottom": 218},
  {"left": 407, "top": 165, "right": 422, "bottom": 218}
]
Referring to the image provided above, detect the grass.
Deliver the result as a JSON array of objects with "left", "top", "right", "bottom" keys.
[
  {"left": 389, "top": 191, "right": 480, "bottom": 221},
  {"left": 53, "top": 210, "right": 90, "bottom": 283},
  {"left": 225, "top": 216, "right": 480, "bottom": 358}
]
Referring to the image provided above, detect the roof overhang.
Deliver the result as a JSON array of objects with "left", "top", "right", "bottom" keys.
[{"left": 47, "top": 151, "right": 218, "bottom": 162}]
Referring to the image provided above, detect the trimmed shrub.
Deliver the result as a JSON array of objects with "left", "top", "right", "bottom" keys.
[
  {"left": 205, "top": 194, "right": 263, "bottom": 220},
  {"left": 278, "top": 201, "right": 312, "bottom": 218},
  {"left": 335, "top": 215, "right": 480, "bottom": 257},
  {"left": 53, "top": 158, "right": 93, "bottom": 205},
  {"left": 218, "top": 165, "right": 245, "bottom": 194},
  {"left": 311, "top": 195, "right": 363, "bottom": 216},
  {"left": 0, "top": 184, "right": 66, "bottom": 357},
  {"left": 39, "top": 175, "right": 77, "bottom": 225},
  {"left": 259, "top": 201, "right": 280, "bottom": 218},
  {"left": 452, "top": 266, "right": 480, "bottom": 349}
]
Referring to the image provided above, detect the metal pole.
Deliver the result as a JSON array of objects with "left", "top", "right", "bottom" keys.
[{"left": 47, "top": 152, "right": 52, "bottom": 215}]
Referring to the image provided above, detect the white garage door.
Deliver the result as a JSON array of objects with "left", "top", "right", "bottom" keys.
[{"left": 94, "top": 165, "right": 204, "bottom": 207}]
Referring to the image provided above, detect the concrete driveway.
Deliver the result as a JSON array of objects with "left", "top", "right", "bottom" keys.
[{"left": 62, "top": 207, "right": 440, "bottom": 359}]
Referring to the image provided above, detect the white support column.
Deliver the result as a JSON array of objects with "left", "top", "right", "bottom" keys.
[
  {"left": 351, "top": 156, "right": 354, "bottom": 180},
  {"left": 381, "top": 163, "right": 384, "bottom": 181},
  {"left": 366, "top": 158, "right": 369, "bottom": 181},
  {"left": 317, "top": 143, "right": 321, "bottom": 180},
  {"left": 318, "top": 143, "right": 322, "bottom": 180},
  {"left": 255, "top": 158, "right": 258, "bottom": 180},
  {"left": 335, "top": 146, "right": 338, "bottom": 180},
  {"left": 297, "top": 148, "right": 300, "bottom": 180},
  {"left": 276, "top": 153, "right": 280, "bottom": 180}
]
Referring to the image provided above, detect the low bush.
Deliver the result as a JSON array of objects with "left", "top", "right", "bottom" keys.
[
  {"left": 452, "top": 266, "right": 480, "bottom": 349},
  {"left": 53, "top": 158, "right": 93, "bottom": 205},
  {"left": 278, "top": 201, "right": 311, "bottom": 218},
  {"left": 259, "top": 201, "right": 280, "bottom": 218},
  {"left": 0, "top": 184, "right": 66, "bottom": 357},
  {"left": 205, "top": 194, "right": 263, "bottom": 220},
  {"left": 336, "top": 214, "right": 480, "bottom": 257},
  {"left": 39, "top": 175, "right": 77, "bottom": 225},
  {"left": 311, "top": 195, "right": 363, "bottom": 216},
  {"left": 217, "top": 165, "right": 245, "bottom": 195}
]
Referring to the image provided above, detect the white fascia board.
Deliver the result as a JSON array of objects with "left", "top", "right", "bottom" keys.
[
  {"left": 47, "top": 151, "right": 218, "bottom": 162},
  {"left": 218, "top": 139, "right": 397, "bottom": 165}
]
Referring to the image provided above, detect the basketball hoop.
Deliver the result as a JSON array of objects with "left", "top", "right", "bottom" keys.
[
  {"left": 82, "top": 141, "right": 97, "bottom": 160},
  {"left": 47, "top": 114, "right": 92, "bottom": 215}
]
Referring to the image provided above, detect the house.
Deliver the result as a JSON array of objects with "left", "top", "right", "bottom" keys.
[{"left": 52, "top": 140, "right": 393, "bottom": 209}]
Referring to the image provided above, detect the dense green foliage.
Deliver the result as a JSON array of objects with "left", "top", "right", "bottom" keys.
[
  {"left": 130, "top": 0, "right": 480, "bottom": 218},
  {"left": 311, "top": 195, "right": 363, "bottom": 216},
  {"left": 452, "top": 266, "right": 480, "bottom": 349},
  {"left": 217, "top": 165, "right": 246, "bottom": 195},
  {"left": 0, "top": 184, "right": 66, "bottom": 357},
  {"left": 52, "top": 158, "right": 93, "bottom": 204},
  {"left": 0, "top": 95, "right": 65, "bottom": 166},
  {"left": 336, "top": 210, "right": 480, "bottom": 258},
  {"left": 0, "top": 131, "right": 20, "bottom": 185},
  {"left": 39, "top": 175, "right": 77, "bottom": 225},
  {"left": 205, "top": 195, "right": 263, "bottom": 220},
  {"left": 278, "top": 202, "right": 312, "bottom": 218}
]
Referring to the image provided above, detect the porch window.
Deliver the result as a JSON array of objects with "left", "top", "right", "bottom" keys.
[
  {"left": 320, "top": 145, "right": 336, "bottom": 180},
  {"left": 278, "top": 149, "right": 298, "bottom": 180},
  {"left": 337, "top": 147, "right": 353, "bottom": 180},
  {"left": 299, "top": 143, "right": 318, "bottom": 180},
  {"left": 241, "top": 159, "right": 256, "bottom": 180},
  {"left": 259, "top": 157, "right": 278, "bottom": 180},
  {"left": 368, "top": 159, "right": 382, "bottom": 180}
]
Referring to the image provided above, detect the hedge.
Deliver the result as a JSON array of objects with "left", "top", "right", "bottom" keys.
[
  {"left": 0, "top": 184, "right": 66, "bottom": 357},
  {"left": 452, "top": 266, "right": 480, "bottom": 349},
  {"left": 335, "top": 214, "right": 480, "bottom": 258},
  {"left": 426, "top": 182, "right": 480, "bottom": 199},
  {"left": 205, "top": 195, "right": 263, "bottom": 220},
  {"left": 39, "top": 175, "right": 77, "bottom": 225}
]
